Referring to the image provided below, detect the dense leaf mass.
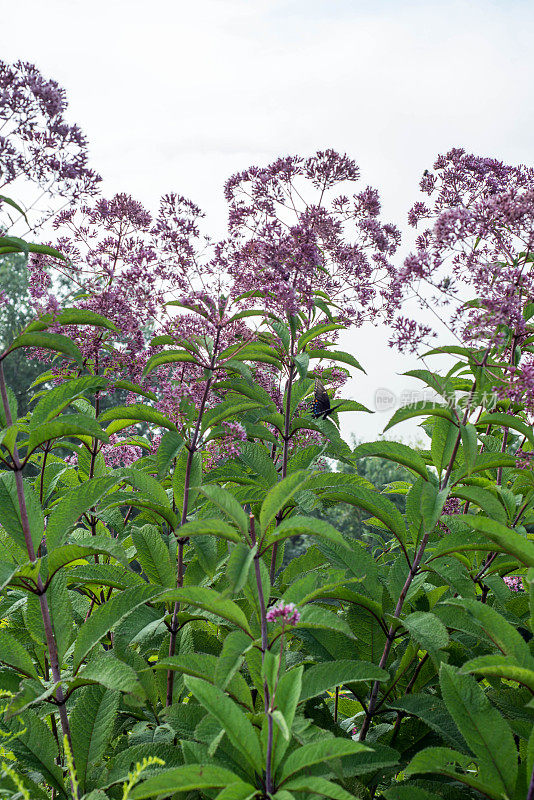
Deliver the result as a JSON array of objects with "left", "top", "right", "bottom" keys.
[{"left": 0, "top": 61, "right": 534, "bottom": 800}]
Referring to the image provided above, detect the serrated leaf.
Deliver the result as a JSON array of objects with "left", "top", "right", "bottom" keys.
[
  {"left": 200, "top": 485, "right": 249, "bottom": 534},
  {"left": 30, "top": 376, "right": 107, "bottom": 428},
  {"left": 404, "top": 747, "right": 503, "bottom": 799},
  {"left": 129, "top": 765, "right": 245, "bottom": 799},
  {"left": 267, "top": 515, "right": 348, "bottom": 548},
  {"left": 299, "top": 660, "right": 389, "bottom": 703},
  {"left": 99, "top": 404, "right": 176, "bottom": 431},
  {"left": 155, "top": 430, "right": 185, "bottom": 478},
  {"left": 384, "top": 402, "right": 455, "bottom": 432},
  {"left": 131, "top": 525, "right": 175, "bottom": 587},
  {"left": 260, "top": 470, "right": 314, "bottom": 533},
  {"left": 466, "top": 515, "right": 534, "bottom": 567},
  {"left": 278, "top": 739, "right": 369, "bottom": 783},
  {"left": 185, "top": 676, "right": 262, "bottom": 774},
  {"left": 28, "top": 414, "right": 109, "bottom": 452},
  {"left": 227, "top": 543, "right": 257, "bottom": 594},
  {"left": 215, "top": 630, "right": 253, "bottom": 689},
  {"left": 307, "top": 348, "right": 365, "bottom": 373},
  {"left": 159, "top": 587, "right": 252, "bottom": 634},
  {"left": 353, "top": 440, "right": 429, "bottom": 479},
  {"left": 439, "top": 663, "right": 517, "bottom": 795},
  {"left": 46, "top": 476, "right": 122, "bottom": 549},
  {"left": 401, "top": 612, "right": 449, "bottom": 665},
  {"left": 70, "top": 686, "right": 120, "bottom": 792},
  {"left": 73, "top": 585, "right": 162, "bottom": 670},
  {"left": 0, "top": 629, "right": 39, "bottom": 679},
  {"left": 7, "top": 331, "right": 82, "bottom": 363}
]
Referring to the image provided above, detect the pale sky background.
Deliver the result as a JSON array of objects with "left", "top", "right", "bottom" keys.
[{"left": 3, "top": 0, "right": 534, "bottom": 443}]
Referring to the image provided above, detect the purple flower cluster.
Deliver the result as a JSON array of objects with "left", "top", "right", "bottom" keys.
[
  {"left": 503, "top": 575, "right": 524, "bottom": 592},
  {"left": 389, "top": 147, "right": 534, "bottom": 352},
  {"left": 224, "top": 150, "right": 400, "bottom": 322},
  {"left": 266, "top": 601, "right": 301, "bottom": 625},
  {"left": 0, "top": 61, "right": 99, "bottom": 234}
]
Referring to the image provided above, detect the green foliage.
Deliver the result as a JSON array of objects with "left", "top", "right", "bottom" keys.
[{"left": 1, "top": 226, "right": 534, "bottom": 800}]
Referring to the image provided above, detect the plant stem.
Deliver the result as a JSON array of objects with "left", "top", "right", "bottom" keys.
[
  {"left": 166, "top": 328, "right": 221, "bottom": 705},
  {"left": 0, "top": 362, "right": 78, "bottom": 798},
  {"left": 251, "top": 514, "right": 273, "bottom": 797},
  {"left": 270, "top": 359, "right": 294, "bottom": 581},
  {"left": 527, "top": 759, "right": 534, "bottom": 800},
  {"left": 359, "top": 533, "right": 429, "bottom": 741}
]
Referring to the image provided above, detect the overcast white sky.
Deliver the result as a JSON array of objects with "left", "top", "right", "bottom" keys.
[{"left": 4, "top": 0, "right": 534, "bottom": 442}]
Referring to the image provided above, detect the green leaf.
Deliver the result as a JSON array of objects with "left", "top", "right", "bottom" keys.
[
  {"left": 115, "top": 467, "right": 169, "bottom": 508},
  {"left": 73, "top": 653, "right": 141, "bottom": 694},
  {"left": 28, "top": 414, "right": 109, "bottom": 452},
  {"left": 185, "top": 676, "right": 262, "bottom": 774},
  {"left": 322, "top": 485, "right": 408, "bottom": 546},
  {"left": 298, "top": 323, "right": 345, "bottom": 351},
  {"left": 159, "top": 587, "right": 252, "bottom": 634},
  {"left": 155, "top": 430, "right": 185, "bottom": 478},
  {"left": 30, "top": 377, "right": 107, "bottom": 428},
  {"left": 450, "top": 598, "right": 532, "bottom": 666},
  {"left": 293, "top": 353, "right": 309, "bottom": 379},
  {"left": 222, "top": 359, "right": 254, "bottom": 383},
  {"left": 99, "top": 404, "right": 176, "bottom": 431},
  {"left": 307, "top": 348, "right": 365, "bottom": 373},
  {"left": 0, "top": 473, "right": 44, "bottom": 553},
  {"left": 430, "top": 417, "right": 459, "bottom": 475},
  {"left": 466, "top": 515, "right": 534, "bottom": 567},
  {"left": 267, "top": 515, "right": 348, "bottom": 549},
  {"left": 131, "top": 525, "right": 175, "bottom": 587},
  {"left": 439, "top": 663, "right": 517, "bottom": 795},
  {"left": 7, "top": 331, "right": 82, "bottom": 363},
  {"left": 55, "top": 308, "right": 118, "bottom": 330},
  {"left": 129, "top": 765, "right": 246, "bottom": 799},
  {"left": 0, "top": 194, "right": 29, "bottom": 222},
  {"left": 177, "top": 518, "right": 241, "bottom": 543},
  {"left": 283, "top": 777, "right": 355, "bottom": 800},
  {"left": 404, "top": 747, "right": 503, "bottom": 799},
  {"left": 477, "top": 411, "right": 534, "bottom": 448},
  {"left": 201, "top": 400, "right": 263, "bottom": 433},
  {"left": 278, "top": 739, "right": 369, "bottom": 783},
  {"left": 384, "top": 402, "right": 456, "bottom": 432},
  {"left": 0, "top": 629, "right": 39, "bottom": 678},
  {"left": 227, "top": 543, "right": 257, "bottom": 594},
  {"left": 401, "top": 612, "right": 449, "bottom": 665},
  {"left": 260, "top": 470, "right": 314, "bottom": 533},
  {"left": 214, "top": 783, "right": 259, "bottom": 800},
  {"left": 5, "top": 709, "right": 66, "bottom": 794},
  {"left": 460, "top": 423, "right": 478, "bottom": 476},
  {"left": 299, "top": 660, "right": 389, "bottom": 703},
  {"left": 48, "top": 538, "right": 129, "bottom": 575},
  {"left": 200, "top": 485, "right": 249, "bottom": 534},
  {"left": 46, "top": 476, "right": 122, "bottom": 549},
  {"left": 461, "top": 654, "right": 534, "bottom": 692},
  {"left": 238, "top": 441, "right": 278, "bottom": 486},
  {"left": 142, "top": 349, "right": 198, "bottom": 377},
  {"left": 73, "top": 585, "right": 162, "bottom": 670},
  {"left": 352, "top": 441, "right": 429, "bottom": 479},
  {"left": 215, "top": 630, "right": 253, "bottom": 689},
  {"left": 388, "top": 694, "right": 467, "bottom": 750},
  {"left": 70, "top": 686, "right": 120, "bottom": 792},
  {"left": 172, "top": 447, "right": 201, "bottom": 519}
]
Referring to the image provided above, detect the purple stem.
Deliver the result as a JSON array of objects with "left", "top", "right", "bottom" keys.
[
  {"left": 251, "top": 514, "right": 273, "bottom": 796},
  {"left": 0, "top": 362, "right": 78, "bottom": 797},
  {"left": 359, "top": 532, "right": 429, "bottom": 741},
  {"left": 166, "top": 328, "right": 221, "bottom": 705}
]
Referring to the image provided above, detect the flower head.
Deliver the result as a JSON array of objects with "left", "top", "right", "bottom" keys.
[{"left": 266, "top": 601, "right": 301, "bottom": 625}]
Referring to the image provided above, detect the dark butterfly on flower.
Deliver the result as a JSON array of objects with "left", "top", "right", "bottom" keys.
[{"left": 312, "top": 377, "right": 343, "bottom": 420}]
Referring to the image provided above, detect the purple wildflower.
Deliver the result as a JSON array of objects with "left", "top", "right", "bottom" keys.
[{"left": 266, "top": 601, "right": 301, "bottom": 625}]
